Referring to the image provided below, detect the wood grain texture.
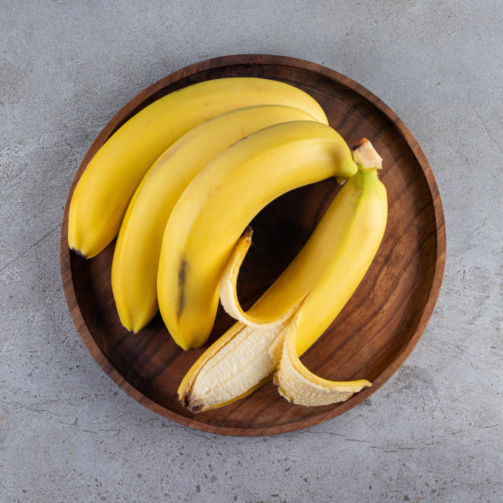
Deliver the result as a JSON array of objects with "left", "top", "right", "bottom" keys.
[{"left": 60, "top": 54, "right": 446, "bottom": 436}]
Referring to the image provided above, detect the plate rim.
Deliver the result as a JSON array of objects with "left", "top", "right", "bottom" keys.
[{"left": 60, "top": 54, "right": 446, "bottom": 436}]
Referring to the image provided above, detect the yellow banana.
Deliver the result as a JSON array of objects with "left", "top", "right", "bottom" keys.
[
  {"left": 68, "top": 77, "right": 328, "bottom": 258},
  {"left": 178, "top": 139, "right": 387, "bottom": 412},
  {"left": 157, "top": 121, "right": 358, "bottom": 350},
  {"left": 112, "top": 105, "right": 320, "bottom": 333}
]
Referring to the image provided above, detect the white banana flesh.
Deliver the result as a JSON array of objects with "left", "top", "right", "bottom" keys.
[{"left": 179, "top": 320, "right": 292, "bottom": 412}]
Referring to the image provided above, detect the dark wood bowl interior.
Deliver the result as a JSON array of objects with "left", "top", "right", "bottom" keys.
[{"left": 61, "top": 55, "right": 445, "bottom": 436}]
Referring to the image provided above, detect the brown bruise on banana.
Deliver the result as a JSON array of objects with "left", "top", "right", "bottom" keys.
[{"left": 176, "top": 256, "right": 189, "bottom": 320}]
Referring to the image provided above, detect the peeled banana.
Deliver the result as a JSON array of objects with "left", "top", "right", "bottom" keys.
[
  {"left": 112, "top": 105, "right": 320, "bottom": 333},
  {"left": 178, "top": 139, "right": 387, "bottom": 411},
  {"left": 157, "top": 121, "right": 358, "bottom": 350},
  {"left": 68, "top": 77, "right": 328, "bottom": 258}
]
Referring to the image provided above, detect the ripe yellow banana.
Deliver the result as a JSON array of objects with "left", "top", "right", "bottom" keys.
[
  {"left": 68, "top": 77, "right": 328, "bottom": 258},
  {"left": 112, "top": 105, "right": 321, "bottom": 333},
  {"left": 157, "top": 121, "right": 358, "bottom": 350},
  {"left": 178, "top": 139, "right": 387, "bottom": 412}
]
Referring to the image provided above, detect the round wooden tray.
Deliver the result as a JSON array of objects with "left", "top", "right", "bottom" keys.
[{"left": 60, "top": 54, "right": 446, "bottom": 436}]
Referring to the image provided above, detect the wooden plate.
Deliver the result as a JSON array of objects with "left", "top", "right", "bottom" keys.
[{"left": 60, "top": 55, "right": 446, "bottom": 436}]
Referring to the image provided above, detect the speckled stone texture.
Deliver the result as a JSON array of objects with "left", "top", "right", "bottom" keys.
[{"left": 1, "top": 1, "right": 502, "bottom": 502}]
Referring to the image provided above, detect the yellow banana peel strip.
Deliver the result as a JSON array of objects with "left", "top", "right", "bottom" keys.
[
  {"left": 273, "top": 310, "right": 371, "bottom": 406},
  {"left": 219, "top": 227, "right": 299, "bottom": 329}
]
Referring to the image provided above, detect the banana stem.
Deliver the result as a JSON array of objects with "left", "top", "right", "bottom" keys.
[{"left": 352, "top": 138, "right": 383, "bottom": 171}]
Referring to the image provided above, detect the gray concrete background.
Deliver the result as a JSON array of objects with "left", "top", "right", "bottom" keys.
[{"left": 1, "top": 1, "right": 502, "bottom": 501}]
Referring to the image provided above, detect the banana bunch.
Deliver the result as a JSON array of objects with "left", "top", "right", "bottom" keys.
[{"left": 68, "top": 76, "right": 388, "bottom": 411}]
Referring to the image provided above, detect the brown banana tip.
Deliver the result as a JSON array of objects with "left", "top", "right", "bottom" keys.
[
  {"left": 187, "top": 402, "right": 203, "bottom": 414},
  {"left": 177, "top": 389, "right": 188, "bottom": 405},
  {"left": 178, "top": 392, "right": 203, "bottom": 414},
  {"left": 70, "top": 247, "right": 89, "bottom": 259}
]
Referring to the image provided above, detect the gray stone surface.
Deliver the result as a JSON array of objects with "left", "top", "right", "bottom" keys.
[{"left": 1, "top": 1, "right": 502, "bottom": 501}]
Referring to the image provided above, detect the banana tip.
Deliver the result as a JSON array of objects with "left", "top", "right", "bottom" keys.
[
  {"left": 70, "top": 246, "right": 90, "bottom": 259},
  {"left": 178, "top": 392, "right": 203, "bottom": 414},
  {"left": 352, "top": 138, "right": 383, "bottom": 170},
  {"left": 243, "top": 226, "right": 254, "bottom": 240}
]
